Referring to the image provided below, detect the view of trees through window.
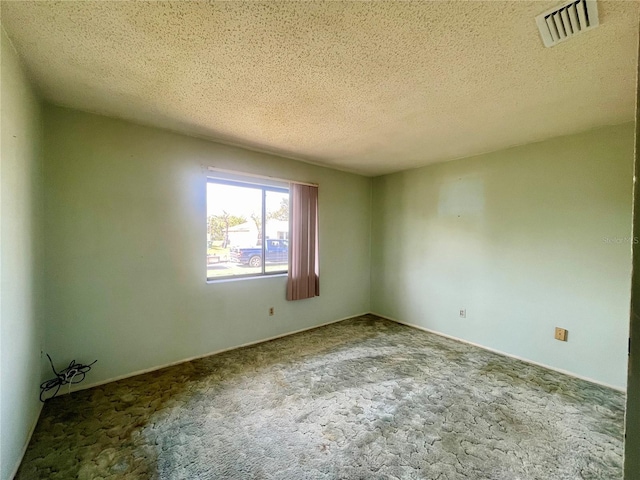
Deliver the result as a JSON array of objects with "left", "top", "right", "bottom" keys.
[{"left": 207, "top": 179, "right": 289, "bottom": 279}]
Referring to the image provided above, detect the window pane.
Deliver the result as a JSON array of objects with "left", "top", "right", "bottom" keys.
[
  {"left": 206, "top": 179, "right": 289, "bottom": 280},
  {"left": 207, "top": 182, "right": 262, "bottom": 278},
  {"left": 265, "top": 190, "right": 289, "bottom": 274}
]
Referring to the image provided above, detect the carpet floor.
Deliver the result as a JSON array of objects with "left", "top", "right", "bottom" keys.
[{"left": 16, "top": 315, "right": 625, "bottom": 479}]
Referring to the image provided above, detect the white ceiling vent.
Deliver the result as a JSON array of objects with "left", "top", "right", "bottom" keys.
[{"left": 536, "top": 0, "right": 599, "bottom": 48}]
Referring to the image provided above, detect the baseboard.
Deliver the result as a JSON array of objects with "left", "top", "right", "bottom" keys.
[
  {"left": 9, "top": 402, "right": 43, "bottom": 480},
  {"left": 371, "top": 312, "right": 626, "bottom": 393},
  {"left": 55, "top": 312, "right": 369, "bottom": 397}
]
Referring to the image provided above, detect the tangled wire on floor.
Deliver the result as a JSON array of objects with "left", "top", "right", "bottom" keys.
[{"left": 40, "top": 354, "right": 97, "bottom": 402}]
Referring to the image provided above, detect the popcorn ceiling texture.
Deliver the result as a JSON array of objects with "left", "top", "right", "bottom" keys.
[
  {"left": 15, "top": 316, "right": 624, "bottom": 479},
  {"left": 1, "top": 1, "right": 638, "bottom": 176}
]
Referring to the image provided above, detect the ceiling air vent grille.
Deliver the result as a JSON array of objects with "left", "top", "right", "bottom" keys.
[{"left": 536, "top": 0, "right": 599, "bottom": 48}]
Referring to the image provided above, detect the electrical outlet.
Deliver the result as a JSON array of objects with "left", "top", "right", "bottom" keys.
[
  {"left": 459, "top": 309, "right": 466, "bottom": 318},
  {"left": 555, "top": 327, "right": 568, "bottom": 342},
  {"left": 269, "top": 307, "right": 274, "bottom": 316}
]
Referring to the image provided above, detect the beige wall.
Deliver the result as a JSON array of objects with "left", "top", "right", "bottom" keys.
[
  {"left": 624, "top": 34, "right": 640, "bottom": 479},
  {"left": 371, "top": 123, "right": 635, "bottom": 389},
  {"left": 0, "top": 28, "right": 44, "bottom": 480},
  {"left": 41, "top": 105, "right": 371, "bottom": 388}
]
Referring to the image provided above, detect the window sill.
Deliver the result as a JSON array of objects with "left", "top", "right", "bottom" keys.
[{"left": 206, "top": 273, "right": 287, "bottom": 284}]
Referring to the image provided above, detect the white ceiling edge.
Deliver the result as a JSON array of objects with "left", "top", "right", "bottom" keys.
[
  {"left": 45, "top": 100, "right": 368, "bottom": 177},
  {"left": 46, "top": 100, "right": 635, "bottom": 180}
]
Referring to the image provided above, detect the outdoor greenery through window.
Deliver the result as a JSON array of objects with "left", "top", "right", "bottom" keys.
[{"left": 207, "top": 178, "right": 289, "bottom": 280}]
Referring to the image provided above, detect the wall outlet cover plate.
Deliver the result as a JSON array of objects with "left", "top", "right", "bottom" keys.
[{"left": 555, "top": 327, "right": 568, "bottom": 341}]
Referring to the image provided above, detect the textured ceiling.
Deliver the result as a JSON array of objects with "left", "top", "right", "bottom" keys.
[{"left": 1, "top": 1, "right": 638, "bottom": 176}]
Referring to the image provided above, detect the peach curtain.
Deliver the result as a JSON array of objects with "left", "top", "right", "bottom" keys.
[{"left": 286, "top": 183, "right": 319, "bottom": 301}]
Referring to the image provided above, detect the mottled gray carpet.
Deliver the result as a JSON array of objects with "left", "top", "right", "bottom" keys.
[{"left": 17, "top": 315, "right": 625, "bottom": 479}]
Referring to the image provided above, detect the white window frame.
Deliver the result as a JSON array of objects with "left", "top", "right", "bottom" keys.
[{"left": 206, "top": 176, "right": 290, "bottom": 282}]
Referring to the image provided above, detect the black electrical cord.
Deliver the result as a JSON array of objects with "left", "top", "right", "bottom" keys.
[{"left": 39, "top": 354, "right": 97, "bottom": 402}]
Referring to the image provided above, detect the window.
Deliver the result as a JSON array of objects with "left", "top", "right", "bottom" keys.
[{"left": 206, "top": 177, "right": 289, "bottom": 280}]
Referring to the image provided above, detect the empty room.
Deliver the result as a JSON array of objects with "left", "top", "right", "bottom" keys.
[{"left": 2, "top": 1, "right": 640, "bottom": 479}]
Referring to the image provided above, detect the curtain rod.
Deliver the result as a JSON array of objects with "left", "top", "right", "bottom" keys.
[{"left": 206, "top": 166, "right": 318, "bottom": 187}]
